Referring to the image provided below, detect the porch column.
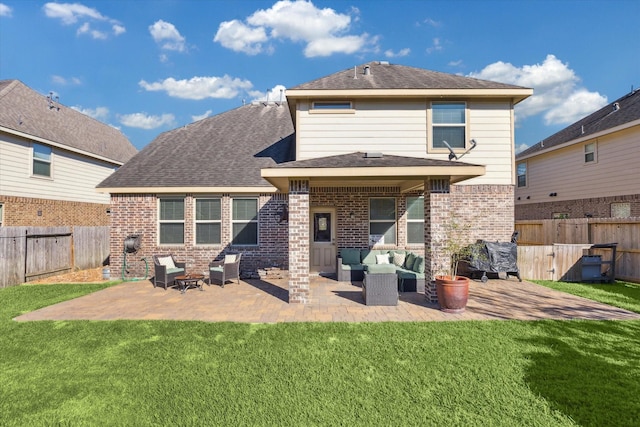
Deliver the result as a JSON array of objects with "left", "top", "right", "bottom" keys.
[
  {"left": 424, "top": 178, "right": 451, "bottom": 302},
  {"left": 288, "top": 179, "right": 310, "bottom": 304}
]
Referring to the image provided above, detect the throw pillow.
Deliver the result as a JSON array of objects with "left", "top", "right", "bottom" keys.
[
  {"left": 405, "top": 253, "right": 416, "bottom": 270},
  {"left": 224, "top": 254, "right": 237, "bottom": 264},
  {"left": 375, "top": 254, "right": 390, "bottom": 264},
  {"left": 413, "top": 256, "right": 425, "bottom": 273},
  {"left": 157, "top": 256, "right": 176, "bottom": 269},
  {"left": 392, "top": 252, "right": 405, "bottom": 268}
]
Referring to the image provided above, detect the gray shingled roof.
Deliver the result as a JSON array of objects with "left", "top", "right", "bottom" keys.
[
  {"left": 290, "top": 61, "right": 528, "bottom": 91},
  {"left": 518, "top": 88, "right": 640, "bottom": 158},
  {"left": 0, "top": 79, "right": 137, "bottom": 164},
  {"left": 98, "top": 103, "right": 295, "bottom": 188},
  {"left": 268, "top": 152, "right": 476, "bottom": 169}
]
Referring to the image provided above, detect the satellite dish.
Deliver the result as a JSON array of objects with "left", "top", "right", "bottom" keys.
[{"left": 443, "top": 139, "right": 477, "bottom": 161}]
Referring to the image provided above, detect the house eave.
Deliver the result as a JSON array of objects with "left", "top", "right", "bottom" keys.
[{"left": 96, "top": 186, "right": 279, "bottom": 194}]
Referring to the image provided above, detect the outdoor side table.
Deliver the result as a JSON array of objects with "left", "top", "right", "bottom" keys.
[
  {"left": 362, "top": 272, "right": 398, "bottom": 306},
  {"left": 175, "top": 274, "right": 205, "bottom": 294}
]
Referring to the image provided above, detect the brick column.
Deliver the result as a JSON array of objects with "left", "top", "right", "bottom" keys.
[
  {"left": 424, "top": 179, "right": 450, "bottom": 302},
  {"left": 288, "top": 179, "right": 310, "bottom": 304}
]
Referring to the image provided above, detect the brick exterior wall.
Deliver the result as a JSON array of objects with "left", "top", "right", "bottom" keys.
[
  {"left": 108, "top": 183, "right": 514, "bottom": 304},
  {"left": 0, "top": 195, "right": 109, "bottom": 226},
  {"left": 515, "top": 193, "right": 640, "bottom": 220}
]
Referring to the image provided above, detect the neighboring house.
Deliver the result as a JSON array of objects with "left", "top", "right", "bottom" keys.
[
  {"left": 0, "top": 80, "right": 137, "bottom": 227},
  {"left": 515, "top": 89, "right": 640, "bottom": 220},
  {"left": 97, "top": 62, "right": 531, "bottom": 303}
]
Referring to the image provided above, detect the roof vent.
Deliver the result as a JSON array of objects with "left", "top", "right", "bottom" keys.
[
  {"left": 613, "top": 102, "right": 620, "bottom": 111},
  {"left": 365, "top": 152, "right": 382, "bottom": 158},
  {"left": 378, "top": 61, "right": 389, "bottom": 65},
  {"left": 363, "top": 65, "right": 371, "bottom": 75}
]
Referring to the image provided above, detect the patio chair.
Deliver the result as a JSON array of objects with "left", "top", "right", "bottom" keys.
[
  {"left": 152, "top": 254, "right": 186, "bottom": 290},
  {"left": 209, "top": 253, "right": 242, "bottom": 287}
]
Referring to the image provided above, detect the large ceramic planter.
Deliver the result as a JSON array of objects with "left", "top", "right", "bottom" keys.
[{"left": 435, "top": 275, "right": 470, "bottom": 313}]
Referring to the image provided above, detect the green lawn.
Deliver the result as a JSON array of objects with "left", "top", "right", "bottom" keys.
[
  {"left": 1, "top": 283, "right": 639, "bottom": 426},
  {"left": 534, "top": 279, "right": 640, "bottom": 314}
]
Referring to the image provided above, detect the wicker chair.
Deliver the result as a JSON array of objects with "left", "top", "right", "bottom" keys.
[
  {"left": 152, "top": 254, "right": 186, "bottom": 290},
  {"left": 209, "top": 253, "right": 242, "bottom": 287}
]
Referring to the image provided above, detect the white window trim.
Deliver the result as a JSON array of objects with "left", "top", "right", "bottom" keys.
[
  {"left": 231, "top": 196, "right": 259, "bottom": 246},
  {"left": 31, "top": 142, "right": 53, "bottom": 179},
  {"left": 517, "top": 161, "right": 527, "bottom": 188},
  {"left": 194, "top": 197, "right": 222, "bottom": 246},
  {"left": 158, "top": 196, "right": 185, "bottom": 246},
  {"left": 584, "top": 141, "right": 597, "bottom": 164},
  {"left": 369, "top": 197, "right": 397, "bottom": 246},
  {"left": 428, "top": 101, "right": 468, "bottom": 153},
  {"left": 309, "top": 100, "right": 355, "bottom": 114},
  {"left": 406, "top": 196, "right": 424, "bottom": 245}
]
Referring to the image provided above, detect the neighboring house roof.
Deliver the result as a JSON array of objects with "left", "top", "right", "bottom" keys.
[
  {"left": 97, "top": 102, "right": 295, "bottom": 190},
  {"left": 0, "top": 79, "right": 137, "bottom": 164},
  {"left": 290, "top": 61, "right": 529, "bottom": 92},
  {"left": 268, "top": 151, "right": 474, "bottom": 168},
  {"left": 517, "top": 88, "right": 640, "bottom": 159}
]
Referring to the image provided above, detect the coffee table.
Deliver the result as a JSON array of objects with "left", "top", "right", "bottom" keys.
[{"left": 175, "top": 274, "right": 205, "bottom": 294}]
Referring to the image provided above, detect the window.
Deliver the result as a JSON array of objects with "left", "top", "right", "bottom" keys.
[
  {"left": 232, "top": 198, "right": 258, "bottom": 245},
  {"left": 584, "top": 142, "right": 596, "bottom": 163},
  {"left": 195, "top": 198, "right": 221, "bottom": 245},
  {"left": 406, "top": 196, "right": 424, "bottom": 244},
  {"left": 159, "top": 198, "right": 184, "bottom": 244},
  {"left": 517, "top": 162, "right": 527, "bottom": 187},
  {"left": 32, "top": 143, "right": 52, "bottom": 177},
  {"left": 369, "top": 198, "right": 396, "bottom": 245},
  {"left": 312, "top": 101, "right": 352, "bottom": 110},
  {"left": 611, "top": 202, "right": 631, "bottom": 218},
  {"left": 432, "top": 102, "right": 466, "bottom": 149}
]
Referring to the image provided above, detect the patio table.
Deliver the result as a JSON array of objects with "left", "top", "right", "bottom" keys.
[{"left": 175, "top": 274, "right": 205, "bottom": 294}]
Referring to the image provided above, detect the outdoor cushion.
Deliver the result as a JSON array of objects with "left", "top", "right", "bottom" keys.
[
  {"left": 412, "top": 256, "right": 425, "bottom": 273},
  {"left": 405, "top": 253, "right": 416, "bottom": 270},
  {"left": 361, "top": 250, "right": 386, "bottom": 265},
  {"left": 167, "top": 267, "right": 184, "bottom": 274},
  {"left": 392, "top": 252, "right": 406, "bottom": 267},
  {"left": 341, "top": 248, "right": 361, "bottom": 265},
  {"left": 366, "top": 264, "right": 396, "bottom": 274},
  {"left": 157, "top": 256, "right": 176, "bottom": 269},
  {"left": 224, "top": 254, "right": 237, "bottom": 263},
  {"left": 398, "top": 270, "right": 425, "bottom": 280},
  {"left": 209, "top": 266, "right": 223, "bottom": 273},
  {"left": 340, "top": 263, "right": 366, "bottom": 271},
  {"left": 375, "top": 254, "right": 390, "bottom": 264}
]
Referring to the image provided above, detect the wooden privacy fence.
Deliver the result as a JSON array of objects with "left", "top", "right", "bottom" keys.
[
  {"left": 515, "top": 218, "right": 640, "bottom": 282},
  {"left": 0, "top": 226, "right": 109, "bottom": 288}
]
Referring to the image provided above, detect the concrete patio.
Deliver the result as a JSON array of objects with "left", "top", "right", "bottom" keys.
[{"left": 14, "top": 276, "right": 640, "bottom": 323}]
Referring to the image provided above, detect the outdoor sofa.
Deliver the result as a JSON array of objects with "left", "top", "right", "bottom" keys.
[{"left": 336, "top": 249, "right": 426, "bottom": 292}]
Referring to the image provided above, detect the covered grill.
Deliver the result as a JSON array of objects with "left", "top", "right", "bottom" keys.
[{"left": 459, "top": 232, "right": 522, "bottom": 282}]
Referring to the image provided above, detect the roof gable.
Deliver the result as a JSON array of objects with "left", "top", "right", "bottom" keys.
[
  {"left": 0, "top": 79, "right": 137, "bottom": 164},
  {"left": 518, "top": 88, "right": 640, "bottom": 158}
]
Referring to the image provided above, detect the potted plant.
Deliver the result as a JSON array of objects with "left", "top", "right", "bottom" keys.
[{"left": 433, "top": 217, "right": 475, "bottom": 313}]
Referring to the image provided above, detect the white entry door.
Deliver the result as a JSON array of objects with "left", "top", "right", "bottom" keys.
[{"left": 310, "top": 208, "right": 336, "bottom": 274}]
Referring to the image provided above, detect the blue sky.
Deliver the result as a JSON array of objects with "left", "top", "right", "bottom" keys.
[{"left": 1, "top": 0, "right": 638, "bottom": 151}]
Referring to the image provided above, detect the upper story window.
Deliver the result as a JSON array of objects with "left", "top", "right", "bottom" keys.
[
  {"left": 159, "top": 197, "right": 184, "bottom": 245},
  {"left": 432, "top": 102, "right": 466, "bottom": 149},
  {"left": 517, "top": 162, "right": 527, "bottom": 188},
  {"left": 195, "top": 198, "right": 221, "bottom": 245},
  {"left": 584, "top": 142, "right": 597, "bottom": 163},
  {"left": 32, "top": 143, "right": 52, "bottom": 177},
  {"left": 310, "top": 101, "right": 354, "bottom": 114},
  {"left": 232, "top": 198, "right": 258, "bottom": 246},
  {"left": 406, "top": 196, "right": 424, "bottom": 245},
  {"left": 369, "top": 197, "right": 396, "bottom": 245}
]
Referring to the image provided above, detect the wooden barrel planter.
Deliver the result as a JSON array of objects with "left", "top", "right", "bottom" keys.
[{"left": 435, "top": 276, "right": 470, "bottom": 313}]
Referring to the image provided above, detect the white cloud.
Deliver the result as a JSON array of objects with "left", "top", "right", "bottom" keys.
[
  {"left": 149, "top": 20, "right": 186, "bottom": 52},
  {"left": 448, "top": 59, "right": 463, "bottom": 67},
  {"left": 214, "top": 20, "right": 268, "bottom": 55},
  {"left": 0, "top": 3, "right": 12, "bottom": 17},
  {"left": 43, "top": 2, "right": 125, "bottom": 38},
  {"left": 250, "top": 84, "right": 287, "bottom": 103},
  {"left": 71, "top": 105, "right": 109, "bottom": 121},
  {"left": 384, "top": 48, "right": 410, "bottom": 58},
  {"left": 214, "top": 0, "right": 377, "bottom": 57},
  {"left": 469, "top": 54, "right": 608, "bottom": 125},
  {"left": 515, "top": 143, "right": 530, "bottom": 154},
  {"left": 426, "top": 37, "right": 443, "bottom": 54},
  {"left": 118, "top": 112, "right": 176, "bottom": 129},
  {"left": 191, "top": 110, "right": 212, "bottom": 122},
  {"left": 139, "top": 76, "right": 254, "bottom": 100},
  {"left": 51, "top": 75, "right": 82, "bottom": 85},
  {"left": 421, "top": 18, "right": 441, "bottom": 27}
]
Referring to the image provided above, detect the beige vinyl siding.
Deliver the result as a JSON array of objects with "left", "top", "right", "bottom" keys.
[
  {"left": 0, "top": 133, "right": 115, "bottom": 204},
  {"left": 296, "top": 100, "right": 428, "bottom": 159},
  {"left": 515, "top": 125, "right": 640, "bottom": 204}
]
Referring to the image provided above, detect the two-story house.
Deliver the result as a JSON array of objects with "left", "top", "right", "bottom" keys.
[
  {"left": 515, "top": 88, "right": 640, "bottom": 220},
  {"left": 0, "top": 80, "right": 137, "bottom": 227},
  {"left": 97, "top": 62, "right": 532, "bottom": 303}
]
